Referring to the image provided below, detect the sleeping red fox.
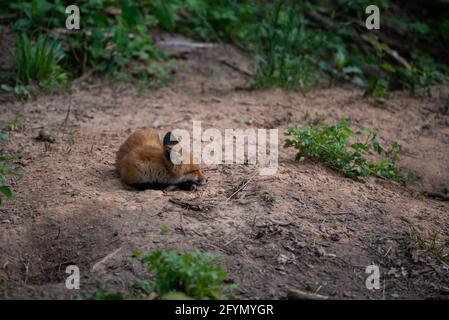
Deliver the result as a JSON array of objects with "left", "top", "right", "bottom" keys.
[{"left": 116, "top": 129, "right": 207, "bottom": 190}]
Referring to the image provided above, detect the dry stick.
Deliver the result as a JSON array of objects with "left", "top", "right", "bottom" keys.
[
  {"left": 220, "top": 59, "right": 255, "bottom": 78},
  {"left": 287, "top": 288, "right": 330, "bottom": 300},
  {"left": 226, "top": 172, "right": 258, "bottom": 201},
  {"left": 91, "top": 247, "right": 123, "bottom": 272},
  {"left": 360, "top": 34, "right": 411, "bottom": 70},
  {"left": 60, "top": 95, "right": 72, "bottom": 133},
  {"left": 344, "top": 14, "right": 409, "bottom": 46},
  {"left": 224, "top": 236, "right": 239, "bottom": 247}
]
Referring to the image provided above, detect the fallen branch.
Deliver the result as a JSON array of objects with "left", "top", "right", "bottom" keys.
[
  {"left": 360, "top": 34, "right": 411, "bottom": 70},
  {"left": 220, "top": 59, "right": 254, "bottom": 78},
  {"left": 91, "top": 247, "right": 122, "bottom": 272},
  {"left": 287, "top": 288, "right": 330, "bottom": 300},
  {"left": 59, "top": 95, "right": 72, "bottom": 133}
]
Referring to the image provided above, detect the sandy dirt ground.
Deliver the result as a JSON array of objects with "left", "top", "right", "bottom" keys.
[{"left": 0, "top": 43, "right": 448, "bottom": 299}]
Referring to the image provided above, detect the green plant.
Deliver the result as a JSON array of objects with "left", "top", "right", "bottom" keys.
[
  {"left": 148, "top": 0, "right": 177, "bottom": 32},
  {"left": 3, "top": 0, "right": 447, "bottom": 94},
  {"left": 0, "top": 120, "right": 21, "bottom": 205},
  {"left": 408, "top": 229, "right": 447, "bottom": 261},
  {"left": 365, "top": 77, "right": 389, "bottom": 103},
  {"left": 0, "top": 166, "right": 15, "bottom": 205},
  {"left": 7, "top": 0, "right": 165, "bottom": 78},
  {"left": 321, "top": 48, "right": 366, "bottom": 87},
  {"left": 78, "top": 285, "right": 124, "bottom": 300},
  {"left": 284, "top": 118, "right": 413, "bottom": 183},
  {"left": 400, "top": 52, "right": 448, "bottom": 96},
  {"left": 134, "top": 250, "right": 235, "bottom": 300},
  {"left": 9, "top": 0, "right": 66, "bottom": 32},
  {"left": 13, "top": 33, "right": 67, "bottom": 92},
  {"left": 160, "top": 222, "right": 169, "bottom": 235},
  {"left": 253, "top": 1, "right": 324, "bottom": 91},
  {"left": 261, "top": 192, "right": 276, "bottom": 205},
  {"left": 178, "top": 0, "right": 252, "bottom": 42}
]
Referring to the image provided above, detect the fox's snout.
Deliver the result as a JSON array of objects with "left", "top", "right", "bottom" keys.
[{"left": 195, "top": 178, "right": 208, "bottom": 186}]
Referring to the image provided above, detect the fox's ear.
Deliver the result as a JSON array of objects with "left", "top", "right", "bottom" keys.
[
  {"left": 164, "top": 148, "right": 183, "bottom": 166},
  {"left": 163, "top": 132, "right": 182, "bottom": 166},
  {"left": 163, "top": 132, "right": 179, "bottom": 147}
]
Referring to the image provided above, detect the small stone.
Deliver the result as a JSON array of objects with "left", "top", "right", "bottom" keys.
[
  {"left": 330, "top": 233, "right": 340, "bottom": 241},
  {"left": 296, "top": 241, "right": 307, "bottom": 248},
  {"left": 36, "top": 129, "right": 56, "bottom": 143}
]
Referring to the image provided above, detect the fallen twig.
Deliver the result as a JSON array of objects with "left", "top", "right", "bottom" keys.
[
  {"left": 91, "top": 247, "right": 122, "bottom": 272},
  {"left": 59, "top": 96, "right": 72, "bottom": 133},
  {"left": 287, "top": 288, "right": 330, "bottom": 300},
  {"left": 220, "top": 59, "right": 254, "bottom": 78},
  {"left": 226, "top": 172, "right": 257, "bottom": 201}
]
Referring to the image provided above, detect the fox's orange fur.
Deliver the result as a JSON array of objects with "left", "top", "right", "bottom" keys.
[{"left": 116, "top": 129, "right": 207, "bottom": 190}]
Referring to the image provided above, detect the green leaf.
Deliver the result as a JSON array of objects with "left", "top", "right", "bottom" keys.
[
  {"left": 342, "top": 66, "right": 362, "bottom": 75},
  {"left": 413, "top": 22, "right": 430, "bottom": 35},
  {"left": 150, "top": 0, "right": 176, "bottom": 32},
  {"left": 161, "top": 292, "right": 193, "bottom": 300},
  {"left": 334, "top": 48, "right": 347, "bottom": 69},
  {"left": 0, "top": 186, "right": 13, "bottom": 199},
  {"left": 120, "top": 0, "right": 140, "bottom": 28},
  {"left": 381, "top": 63, "right": 396, "bottom": 73}
]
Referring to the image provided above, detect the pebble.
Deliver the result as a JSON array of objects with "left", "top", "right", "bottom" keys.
[{"left": 36, "top": 129, "right": 56, "bottom": 143}]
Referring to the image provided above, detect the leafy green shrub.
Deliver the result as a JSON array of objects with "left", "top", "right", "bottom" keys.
[
  {"left": 400, "top": 52, "right": 448, "bottom": 96},
  {"left": 253, "top": 1, "right": 324, "bottom": 91},
  {"left": 134, "top": 250, "right": 235, "bottom": 300},
  {"left": 79, "top": 249, "right": 236, "bottom": 300},
  {"left": 284, "top": 118, "right": 413, "bottom": 183},
  {"left": 7, "top": 0, "right": 164, "bottom": 78},
  {"left": 12, "top": 34, "right": 67, "bottom": 92},
  {"left": 2, "top": 0, "right": 448, "bottom": 94},
  {"left": 10, "top": 0, "right": 66, "bottom": 32},
  {"left": 149, "top": 0, "right": 177, "bottom": 32},
  {"left": 76, "top": 1, "right": 164, "bottom": 75},
  {"left": 176, "top": 0, "right": 256, "bottom": 42},
  {"left": 365, "top": 77, "right": 389, "bottom": 103}
]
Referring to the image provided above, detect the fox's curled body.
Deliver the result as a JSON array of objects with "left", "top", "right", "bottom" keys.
[{"left": 116, "top": 129, "right": 207, "bottom": 190}]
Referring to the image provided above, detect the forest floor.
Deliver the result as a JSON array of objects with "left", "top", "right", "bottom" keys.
[{"left": 1, "top": 40, "right": 448, "bottom": 299}]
